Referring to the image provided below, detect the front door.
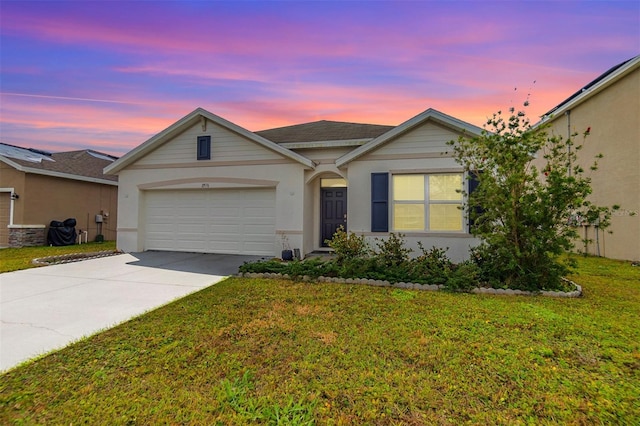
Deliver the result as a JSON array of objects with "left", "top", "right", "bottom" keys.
[{"left": 321, "top": 188, "right": 347, "bottom": 246}]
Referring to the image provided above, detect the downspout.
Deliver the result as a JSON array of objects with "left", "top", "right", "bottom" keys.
[{"left": 566, "top": 109, "right": 572, "bottom": 176}]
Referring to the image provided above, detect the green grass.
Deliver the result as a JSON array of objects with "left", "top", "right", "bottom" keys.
[
  {"left": 1, "top": 256, "right": 638, "bottom": 424},
  {"left": 0, "top": 241, "right": 117, "bottom": 273}
]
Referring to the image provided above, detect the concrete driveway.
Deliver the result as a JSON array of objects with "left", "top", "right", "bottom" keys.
[{"left": 0, "top": 251, "right": 264, "bottom": 372}]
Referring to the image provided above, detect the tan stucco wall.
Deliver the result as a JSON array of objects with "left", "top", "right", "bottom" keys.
[
  {"left": 0, "top": 163, "right": 26, "bottom": 246},
  {"left": 0, "top": 162, "right": 27, "bottom": 197},
  {"left": 1, "top": 168, "right": 118, "bottom": 243},
  {"left": 0, "top": 193, "right": 11, "bottom": 246},
  {"left": 541, "top": 67, "right": 639, "bottom": 261}
]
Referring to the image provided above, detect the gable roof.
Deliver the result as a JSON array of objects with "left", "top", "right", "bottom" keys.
[
  {"left": 540, "top": 54, "right": 640, "bottom": 121},
  {"left": 335, "top": 108, "right": 484, "bottom": 167},
  {"left": 255, "top": 120, "right": 394, "bottom": 144},
  {"left": 0, "top": 143, "right": 118, "bottom": 185},
  {"left": 105, "top": 108, "right": 315, "bottom": 174}
]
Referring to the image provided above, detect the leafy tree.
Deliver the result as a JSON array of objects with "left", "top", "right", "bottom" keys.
[{"left": 448, "top": 106, "right": 617, "bottom": 291}]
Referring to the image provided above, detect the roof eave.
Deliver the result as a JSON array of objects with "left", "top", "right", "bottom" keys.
[
  {"left": 537, "top": 55, "right": 640, "bottom": 126},
  {"left": 279, "top": 138, "right": 372, "bottom": 149},
  {"left": 1, "top": 157, "right": 117, "bottom": 186}
]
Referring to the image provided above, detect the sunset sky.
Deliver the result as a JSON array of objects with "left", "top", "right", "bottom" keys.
[{"left": 1, "top": 0, "right": 638, "bottom": 157}]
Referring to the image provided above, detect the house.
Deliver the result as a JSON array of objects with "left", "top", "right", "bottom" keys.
[
  {"left": 105, "top": 108, "right": 484, "bottom": 262},
  {"left": 0, "top": 144, "right": 119, "bottom": 247},
  {"left": 537, "top": 54, "right": 640, "bottom": 262}
]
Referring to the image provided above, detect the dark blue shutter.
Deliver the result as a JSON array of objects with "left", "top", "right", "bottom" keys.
[
  {"left": 468, "top": 171, "right": 482, "bottom": 233},
  {"left": 371, "top": 173, "right": 389, "bottom": 232},
  {"left": 197, "top": 136, "right": 211, "bottom": 160}
]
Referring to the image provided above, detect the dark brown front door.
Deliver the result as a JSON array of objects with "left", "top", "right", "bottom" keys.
[{"left": 321, "top": 188, "right": 347, "bottom": 246}]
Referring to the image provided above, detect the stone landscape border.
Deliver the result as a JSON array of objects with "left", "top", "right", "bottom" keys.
[
  {"left": 32, "top": 250, "right": 124, "bottom": 266},
  {"left": 28, "top": 252, "right": 582, "bottom": 297},
  {"left": 238, "top": 272, "right": 582, "bottom": 298}
]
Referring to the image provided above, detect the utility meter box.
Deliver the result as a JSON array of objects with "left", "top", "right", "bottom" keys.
[{"left": 95, "top": 214, "right": 103, "bottom": 223}]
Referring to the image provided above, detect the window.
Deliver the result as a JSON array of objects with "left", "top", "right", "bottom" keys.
[
  {"left": 392, "top": 174, "right": 463, "bottom": 232},
  {"left": 197, "top": 136, "right": 211, "bottom": 160},
  {"left": 321, "top": 178, "right": 347, "bottom": 188}
]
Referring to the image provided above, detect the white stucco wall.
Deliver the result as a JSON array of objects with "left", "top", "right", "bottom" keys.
[
  {"left": 115, "top": 114, "right": 481, "bottom": 261},
  {"left": 116, "top": 163, "right": 308, "bottom": 255},
  {"left": 115, "top": 120, "right": 310, "bottom": 256},
  {"left": 343, "top": 121, "right": 479, "bottom": 263}
]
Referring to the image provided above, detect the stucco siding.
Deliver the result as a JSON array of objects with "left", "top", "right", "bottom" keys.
[
  {"left": 0, "top": 161, "right": 117, "bottom": 245},
  {"left": 0, "top": 163, "right": 25, "bottom": 225},
  {"left": 542, "top": 67, "right": 639, "bottom": 261},
  {"left": 346, "top": 156, "right": 478, "bottom": 263},
  {"left": 116, "top": 162, "right": 307, "bottom": 255},
  {"left": 23, "top": 174, "right": 118, "bottom": 242},
  {"left": 365, "top": 121, "right": 459, "bottom": 158},
  {"left": 133, "top": 121, "right": 283, "bottom": 166},
  {"left": 0, "top": 192, "right": 10, "bottom": 246},
  {"left": 290, "top": 147, "right": 353, "bottom": 162}
]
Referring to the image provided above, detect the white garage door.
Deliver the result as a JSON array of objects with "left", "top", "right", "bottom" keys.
[{"left": 145, "top": 188, "right": 276, "bottom": 255}]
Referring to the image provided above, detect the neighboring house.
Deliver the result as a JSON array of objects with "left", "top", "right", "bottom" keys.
[
  {"left": 0, "top": 144, "right": 119, "bottom": 247},
  {"left": 537, "top": 55, "right": 640, "bottom": 262},
  {"left": 105, "top": 108, "right": 484, "bottom": 261}
]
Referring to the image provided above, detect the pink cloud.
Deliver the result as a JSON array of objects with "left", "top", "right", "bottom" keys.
[{"left": 1, "top": 1, "right": 637, "bottom": 157}]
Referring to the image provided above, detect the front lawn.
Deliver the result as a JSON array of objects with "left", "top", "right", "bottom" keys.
[
  {"left": 0, "top": 241, "right": 117, "bottom": 273},
  {"left": 1, "top": 256, "right": 638, "bottom": 424}
]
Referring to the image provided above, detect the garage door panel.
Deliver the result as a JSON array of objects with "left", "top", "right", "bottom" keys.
[
  {"left": 209, "top": 217, "right": 240, "bottom": 226},
  {"left": 208, "top": 224, "right": 241, "bottom": 233},
  {"left": 179, "top": 205, "right": 207, "bottom": 214},
  {"left": 178, "top": 223, "right": 207, "bottom": 233},
  {"left": 147, "top": 213, "right": 173, "bottom": 224},
  {"left": 244, "top": 224, "right": 275, "bottom": 234},
  {"left": 149, "top": 239, "right": 175, "bottom": 250},
  {"left": 244, "top": 217, "right": 275, "bottom": 226},
  {"left": 209, "top": 207, "right": 241, "bottom": 217},
  {"left": 244, "top": 206, "right": 275, "bottom": 216},
  {"left": 147, "top": 225, "right": 172, "bottom": 234},
  {"left": 178, "top": 241, "right": 206, "bottom": 251},
  {"left": 209, "top": 241, "right": 241, "bottom": 252},
  {"left": 145, "top": 188, "right": 276, "bottom": 255}
]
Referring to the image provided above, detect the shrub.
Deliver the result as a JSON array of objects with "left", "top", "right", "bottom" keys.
[
  {"left": 338, "top": 257, "right": 377, "bottom": 279},
  {"left": 444, "top": 261, "right": 481, "bottom": 292},
  {"left": 240, "top": 257, "right": 336, "bottom": 281},
  {"left": 448, "top": 105, "right": 616, "bottom": 291},
  {"left": 326, "top": 226, "right": 370, "bottom": 264},
  {"left": 407, "top": 244, "right": 453, "bottom": 285},
  {"left": 239, "top": 259, "right": 289, "bottom": 274},
  {"left": 372, "top": 233, "right": 411, "bottom": 268}
]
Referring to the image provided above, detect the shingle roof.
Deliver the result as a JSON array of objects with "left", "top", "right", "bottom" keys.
[
  {"left": 0, "top": 143, "right": 119, "bottom": 182},
  {"left": 255, "top": 120, "right": 394, "bottom": 143}
]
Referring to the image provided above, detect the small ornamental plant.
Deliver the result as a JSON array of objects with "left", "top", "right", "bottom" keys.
[{"left": 325, "top": 226, "right": 369, "bottom": 264}]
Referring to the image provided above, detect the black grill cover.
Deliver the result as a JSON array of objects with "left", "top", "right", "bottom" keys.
[{"left": 47, "top": 218, "right": 77, "bottom": 246}]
